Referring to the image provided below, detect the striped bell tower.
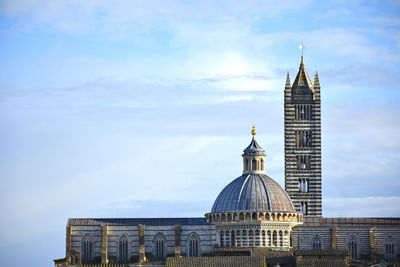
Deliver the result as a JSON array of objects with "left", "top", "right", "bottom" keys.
[{"left": 284, "top": 56, "right": 322, "bottom": 217}]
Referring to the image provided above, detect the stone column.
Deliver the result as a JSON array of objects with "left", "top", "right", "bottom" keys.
[
  {"left": 101, "top": 226, "right": 108, "bottom": 264},
  {"left": 139, "top": 225, "right": 146, "bottom": 262},
  {"left": 331, "top": 228, "right": 337, "bottom": 250},
  {"left": 174, "top": 225, "right": 181, "bottom": 257}
]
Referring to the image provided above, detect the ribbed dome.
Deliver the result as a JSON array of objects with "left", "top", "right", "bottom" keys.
[{"left": 211, "top": 174, "right": 295, "bottom": 213}]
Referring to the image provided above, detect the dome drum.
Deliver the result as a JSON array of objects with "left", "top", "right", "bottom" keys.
[{"left": 205, "top": 211, "right": 303, "bottom": 224}]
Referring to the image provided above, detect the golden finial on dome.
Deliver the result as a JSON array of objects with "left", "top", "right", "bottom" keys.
[{"left": 251, "top": 124, "right": 256, "bottom": 136}]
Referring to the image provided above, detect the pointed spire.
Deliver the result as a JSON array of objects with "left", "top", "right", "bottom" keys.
[
  {"left": 314, "top": 71, "right": 320, "bottom": 88},
  {"left": 285, "top": 72, "right": 291, "bottom": 88},
  {"left": 291, "top": 56, "right": 314, "bottom": 98}
]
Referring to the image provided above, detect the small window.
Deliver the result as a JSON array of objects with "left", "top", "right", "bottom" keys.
[
  {"left": 81, "top": 235, "right": 93, "bottom": 263},
  {"left": 118, "top": 235, "right": 129, "bottom": 263},
  {"left": 385, "top": 237, "right": 395, "bottom": 261},
  {"left": 295, "top": 131, "right": 312, "bottom": 147},
  {"left": 300, "top": 202, "right": 308, "bottom": 215},
  {"left": 312, "top": 235, "right": 322, "bottom": 250},
  {"left": 298, "top": 179, "right": 309, "bottom": 192},
  {"left": 348, "top": 236, "right": 359, "bottom": 259},
  {"left": 153, "top": 233, "right": 166, "bottom": 260},
  {"left": 296, "top": 155, "right": 310, "bottom": 170},
  {"left": 295, "top": 105, "right": 312, "bottom": 120},
  {"left": 188, "top": 233, "right": 200, "bottom": 257},
  {"left": 252, "top": 158, "right": 257, "bottom": 170},
  {"left": 260, "top": 158, "right": 264, "bottom": 170}
]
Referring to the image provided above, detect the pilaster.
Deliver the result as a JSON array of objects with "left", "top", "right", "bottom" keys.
[
  {"left": 101, "top": 225, "right": 108, "bottom": 264},
  {"left": 174, "top": 225, "right": 181, "bottom": 257},
  {"left": 66, "top": 226, "right": 72, "bottom": 260},
  {"left": 139, "top": 225, "right": 146, "bottom": 262}
]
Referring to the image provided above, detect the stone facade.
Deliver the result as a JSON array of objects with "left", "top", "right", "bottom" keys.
[{"left": 65, "top": 218, "right": 217, "bottom": 264}]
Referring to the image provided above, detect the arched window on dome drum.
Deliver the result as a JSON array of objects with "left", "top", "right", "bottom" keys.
[
  {"left": 244, "top": 159, "right": 248, "bottom": 171},
  {"left": 348, "top": 236, "right": 358, "bottom": 259},
  {"left": 312, "top": 235, "right": 322, "bottom": 250},
  {"left": 385, "top": 237, "right": 395, "bottom": 261},
  {"left": 153, "top": 233, "right": 166, "bottom": 260},
  {"left": 81, "top": 235, "right": 93, "bottom": 263},
  {"left": 252, "top": 158, "right": 257, "bottom": 170},
  {"left": 118, "top": 235, "right": 129, "bottom": 263},
  {"left": 188, "top": 233, "right": 200, "bottom": 257},
  {"left": 260, "top": 158, "right": 264, "bottom": 170}
]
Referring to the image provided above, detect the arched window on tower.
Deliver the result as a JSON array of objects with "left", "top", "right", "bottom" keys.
[
  {"left": 300, "top": 202, "right": 308, "bottom": 215},
  {"left": 118, "top": 235, "right": 129, "bottom": 263},
  {"left": 244, "top": 159, "right": 248, "bottom": 171},
  {"left": 252, "top": 158, "right": 257, "bottom": 170},
  {"left": 153, "top": 233, "right": 166, "bottom": 260},
  {"left": 187, "top": 233, "right": 200, "bottom": 257},
  {"left": 385, "top": 237, "right": 395, "bottom": 261},
  {"left": 348, "top": 235, "right": 359, "bottom": 259},
  {"left": 260, "top": 158, "right": 264, "bottom": 170},
  {"left": 312, "top": 235, "right": 322, "bottom": 250},
  {"left": 81, "top": 235, "right": 93, "bottom": 263}
]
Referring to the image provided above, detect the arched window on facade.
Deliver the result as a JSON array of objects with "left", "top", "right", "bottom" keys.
[
  {"left": 81, "top": 235, "right": 93, "bottom": 263},
  {"left": 187, "top": 233, "right": 200, "bottom": 257},
  {"left": 348, "top": 236, "right": 359, "bottom": 259},
  {"left": 385, "top": 237, "right": 395, "bottom": 261},
  {"left": 312, "top": 235, "right": 322, "bottom": 250},
  {"left": 153, "top": 233, "right": 166, "bottom": 260},
  {"left": 118, "top": 235, "right": 129, "bottom": 263}
]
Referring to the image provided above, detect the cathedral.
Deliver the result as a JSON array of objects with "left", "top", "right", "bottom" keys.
[{"left": 54, "top": 57, "right": 400, "bottom": 267}]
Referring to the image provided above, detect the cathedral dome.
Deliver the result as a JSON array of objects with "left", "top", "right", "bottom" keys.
[
  {"left": 211, "top": 173, "right": 295, "bottom": 213},
  {"left": 211, "top": 127, "right": 296, "bottom": 213}
]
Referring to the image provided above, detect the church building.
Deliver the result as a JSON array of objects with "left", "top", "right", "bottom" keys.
[{"left": 54, "top": 57, "right": 400, "bottom": 267}]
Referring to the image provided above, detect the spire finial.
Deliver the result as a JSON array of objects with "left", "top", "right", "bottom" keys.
[
  {"left": 251, "top": 124, "right": 256, "bottom": 136},
  {"left": 299, "top": 41, "right": 304, "bottom": 65}
]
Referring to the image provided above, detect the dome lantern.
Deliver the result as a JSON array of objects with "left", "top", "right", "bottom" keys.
[{"left": 242, "top": 125, "right": 266, "bottom": 175}]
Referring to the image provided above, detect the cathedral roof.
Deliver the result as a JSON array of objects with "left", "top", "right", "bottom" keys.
[{"left": 211, "top": 173, "right": 296, "bottom": 213}]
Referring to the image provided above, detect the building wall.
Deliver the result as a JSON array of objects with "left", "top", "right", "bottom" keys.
[
  {"left": 69, "top": 223, "right": 217, "bottom": 261},
  {"left": 293, "top": 227, "right": 332, "bottom": 250}
]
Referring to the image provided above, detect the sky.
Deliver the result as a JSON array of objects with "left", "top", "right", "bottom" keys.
[{"left": 0, "top": 0, "right": 400, "bottom": 266}]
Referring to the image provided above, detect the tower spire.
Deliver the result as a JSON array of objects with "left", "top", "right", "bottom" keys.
[
  {"left": 314, "top": 71, "right": 320, "bottom": 88},
  {"left": 285, "top": 72, "right": 291, "bottom": 88}
]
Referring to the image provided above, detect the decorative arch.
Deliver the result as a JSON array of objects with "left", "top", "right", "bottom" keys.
[
  {"left": 347, "top": 234, "right": 359, "bottom": 259},
  {"left": 153, "top": 233, "right": 166, "bottom": 260},
  {"left": 187, "top": 232, "right": 200, "bottom": 257},
  {"left": 118, "top": 234, "right": 129, "bottom": 263},
  {"left": 81, "top": 234, "right": 93, "bottom": 263},
  {"left": 311, "top": 234, "right": 322, "bottom": 250},
  {"left": 384, "top": 236, "right": 395, "bottom": 261}
]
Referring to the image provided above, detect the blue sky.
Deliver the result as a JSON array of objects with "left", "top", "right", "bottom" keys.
[{"left": 0, "top": 0, "right": 400, "bottom": 266}]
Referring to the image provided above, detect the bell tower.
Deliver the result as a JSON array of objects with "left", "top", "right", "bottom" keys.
[{"left": 284, "top": 56, "right": 322, "bottom": 216}]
